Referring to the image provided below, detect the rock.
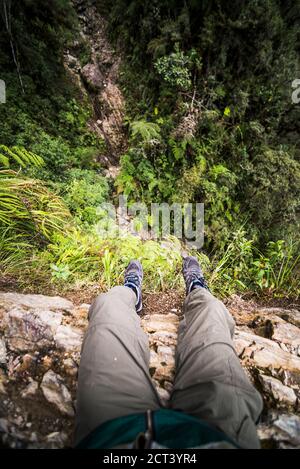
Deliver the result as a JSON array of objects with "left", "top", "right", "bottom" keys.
[
  {"left": 0, "top": 292, "right": 73, "bottom": 312},
  {"left": 16, "top": 354, "right": 37, "bottom": 373},
  {"left": 257, "top": 422, "right": 283, "bottom": 447},
  {"left": 63, "top": 358, "right": 78, "bottom": 377},
  {"left": 81, "top": 63, "right": 104, "bottom": 90},
  {"left": 157, "top": 345, "right": 175, "bottom": 366},
  {"left": 155, "top": 386, "right": 171, "bottom": 405},
  {"left": 144, "top": 313, "right": 179, "bottom": 325},
  {"left": 13, "top": 415, "right": 24, "bottom": 427},
  {"left": 40, "top": 355, "right": 53, "bottom": 372},
  {"left": 41, "top": 370, "right": 74, "bottom": 417},
  {"left": 257, "top": 412, "right": 300, "bottom": 448},
  {"left": 21, "top": 379, "right": 39, "bottom": 399},
  {"left": 0, "top": 337, "right": 6, "bottom": 364},
  {"left": 279, "top": 343, "right": 290, "bottom": 352},
  {"left": 0, "top": 369, "right": 7, "bottom": 393},
  {"left": 78, "top": 303, "right": 91, "bottom": 311},
  {"left": 149, "top": 350, "right": 160, "bottom": 368},
  {"left": 153, "top": 365, "right": 175, "bottom": 383},
  {"left": 143, "top": 321, "right": 178, "bottom": 334},
  {"left": 64, "top": 53, "right": 79, "bottom": 70},
  {"left": 44, "top": 431, "right": 68, "bottom": 449},
  {"left": 104, "top": 166, "right": 120, "bottom": 179},
  {"left": 164, "top": 381, "right": 174, "bottom": 393},
  {"left": 258, "top": 308, "right": 300, "bottom": 328},
  {"left": 258, "top": 374, "right": 297, "bottom": 408},
  {"left": 149, "top": 346, "right": 175, "bottom": 368},
  {"left": 157, "top": 345, "right": 175, "bottom": 354},
  {"left": 54, "top": 325, "right": 83, "bottom": 352},
  {"left": 149, "top": 331, "right": 178, "bottom": 347},
  {"left": 271, "top": 321, "right": 300, "bottom": 348},
  {"left": 273, "top": 414, "right": 300, "bottom": 446},
  {"left": 0, "top": 418, "right": 9, "bottom": 433},
  {"left": 234, "top": 329, "right": 300, "bottom": 374},
  {"left": 6, "top": 353, "right": 37, "bottom": 378},
  {"left": 142, "top": 313, "right": 179, "bottom": 334},
  {"left": 70, "top": 304, "right": 90, "bottom": 328},
  {"left": 3, "top": 308, "right": 63, "bottom": 352}
]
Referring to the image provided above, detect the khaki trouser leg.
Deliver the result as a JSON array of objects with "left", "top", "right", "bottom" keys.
[
  {"left": 171, "top": 288, "right": 263, "bottom": 449},
  {"left": 75, "top": 286, "right": 161, "bottom": 445}
]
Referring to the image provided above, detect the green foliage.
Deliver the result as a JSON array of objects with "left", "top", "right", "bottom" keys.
[
  {"left": 203, "top": 231, "right": 300, "bottom": 298},
  {"left": 0, "top": 145, "right": 44, "bottom": 169},
  {"left": 240, "top": 148, "right": 300, "bottom": 241},
  {"left": 0, "top": 145, "right": 72, "bottom": 280},
  {"left": 0, "top": 170, "right": 71, "bottom": 240},
  {"left": 250, "top": 240, "right": 300, "bottom": 294},
  {"left": 101, "top": 249, "right": 115, "bottom": 290},
  {"left": 154, "top": 49, "right": 193, "bottom": 90},
  {"left": 35, "top": 230, "right": 185, "bottom": 291},
  {"left": 62, "top": 169, "right": 109, "bottom": 225},
  {"left": 45, "top": 229, "right": 102, "bottom": 283},
  {"left": 207, "top": 228, "right": 255, "bottom": 296},
  {"left": 0, "top": 228, "right": 32, "bottom": 273},
  {"left": 0, "top": 0, "right": 77, "bottom": 90},
  {"left": 1, "top": 0, "right": 299, "bottom": 301},
  {"left": 108, "top": 0, "right": 300, "bottom": 249},
  {"left": 130, "top": 120, "right": 161, "bottom": 142}
]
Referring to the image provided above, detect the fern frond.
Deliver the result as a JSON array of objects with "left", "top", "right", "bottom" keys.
[
  {"left": 131, "top": 120, "right": 161, "bottom": 142},
  {"left": 0, "top": 145, "right": 44, "bottom": 169}
]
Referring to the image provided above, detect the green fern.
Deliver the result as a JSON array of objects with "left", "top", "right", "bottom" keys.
[
  {"left": 0, "top": 145, "right": 44, "bottom": 169},
  {"left": 130, "top": 120, "right": 161, "bottom": 142}
]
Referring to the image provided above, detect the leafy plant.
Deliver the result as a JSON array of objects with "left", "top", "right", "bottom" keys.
[
  {"left": 62, "top": 169, "right": 109, "bottom": 225},
  {"left": 251, "top": 240, "right": 300, "bottom": 295},
  {"left": 207, "top": 228, "right": 254, "bottom": 296},
  {"left": 0, "top": 170, "right": 70, "bottom": 239},
  {"left": 50, "top": 263, "right": 71, "bottom": 281},
  {"left": 154, "top": 50, "right": 193, "bottom": 90},
  {"left": 0, "top": 145, "right": 43, "bottom": 169},
  {"left": 130, "top": 120, "right": 161, "bottom": 142},
  {"left": 101, "top": 249, "right": 115, "bottom": 290}
]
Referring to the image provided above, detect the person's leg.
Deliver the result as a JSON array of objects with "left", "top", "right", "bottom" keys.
[
  {"left": 75, "top": 285, "right": 161, "bottom": 445},
  {"left": 171, "top": 286, "right": 263, "bottom": 449}
]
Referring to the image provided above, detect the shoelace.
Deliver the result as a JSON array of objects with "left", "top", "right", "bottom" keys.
[
  {"left": 125, "top": 274, "right": 140, "bottom": 285},
  {"left": 185, "top": 269, "right": 209, "bottom": 291}
]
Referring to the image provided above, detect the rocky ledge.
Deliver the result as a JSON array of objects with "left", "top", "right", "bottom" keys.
[{"left": 0, "top": 291, "right": 299, "bottom": 449}]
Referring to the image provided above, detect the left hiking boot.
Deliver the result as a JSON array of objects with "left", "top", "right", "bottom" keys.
[
  {"left": 124, "top": 260, "right": 143, "bottom": 313},
  {"left": 182, "top": 255, "right": 209, "bottom": 296}
]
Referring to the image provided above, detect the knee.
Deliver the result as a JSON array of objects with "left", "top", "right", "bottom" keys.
[
  {"left": 188, "top": 287, "right": 221, "bottom": 312},
  {"left": 88, "top": 286, "right": 136, "bottom": 323}
]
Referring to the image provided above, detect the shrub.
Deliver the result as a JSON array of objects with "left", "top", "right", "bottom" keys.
[
  {"left": 62, "top": 169, "right": 109, "bottom": 225},
  {"left": 154, "top": 49, "right": 193, "bottom": 91}
]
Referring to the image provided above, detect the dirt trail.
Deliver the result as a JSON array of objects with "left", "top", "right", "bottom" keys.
[{"left": 64, "top": 0, "right": 127, "bottom": 169}]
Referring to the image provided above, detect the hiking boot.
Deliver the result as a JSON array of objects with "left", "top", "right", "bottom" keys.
[
  {"left": 124, "top": 260, "right": 143, "bottom": 313},
  {"left": 182, "top": 256, "right": 209, "bottom": 296}
]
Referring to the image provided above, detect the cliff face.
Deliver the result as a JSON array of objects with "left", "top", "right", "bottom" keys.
[
  {"left": 0, "top": 290, "right": 299, "bottom": 449},
  {"left": 64, "top": 0, "right": 127, "bottom": 168}
]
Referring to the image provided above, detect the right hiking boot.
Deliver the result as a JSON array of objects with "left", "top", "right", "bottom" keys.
[
  {"left": 124, "top": 260, "right": 143, "bottom": 313},
  {"left": 182, "top": 255, "right": 209, "bottom": 296}
]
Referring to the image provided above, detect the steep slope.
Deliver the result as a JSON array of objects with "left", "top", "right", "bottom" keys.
[{"left": 64, "top": 0, "right": 127, "bottom": 168}]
